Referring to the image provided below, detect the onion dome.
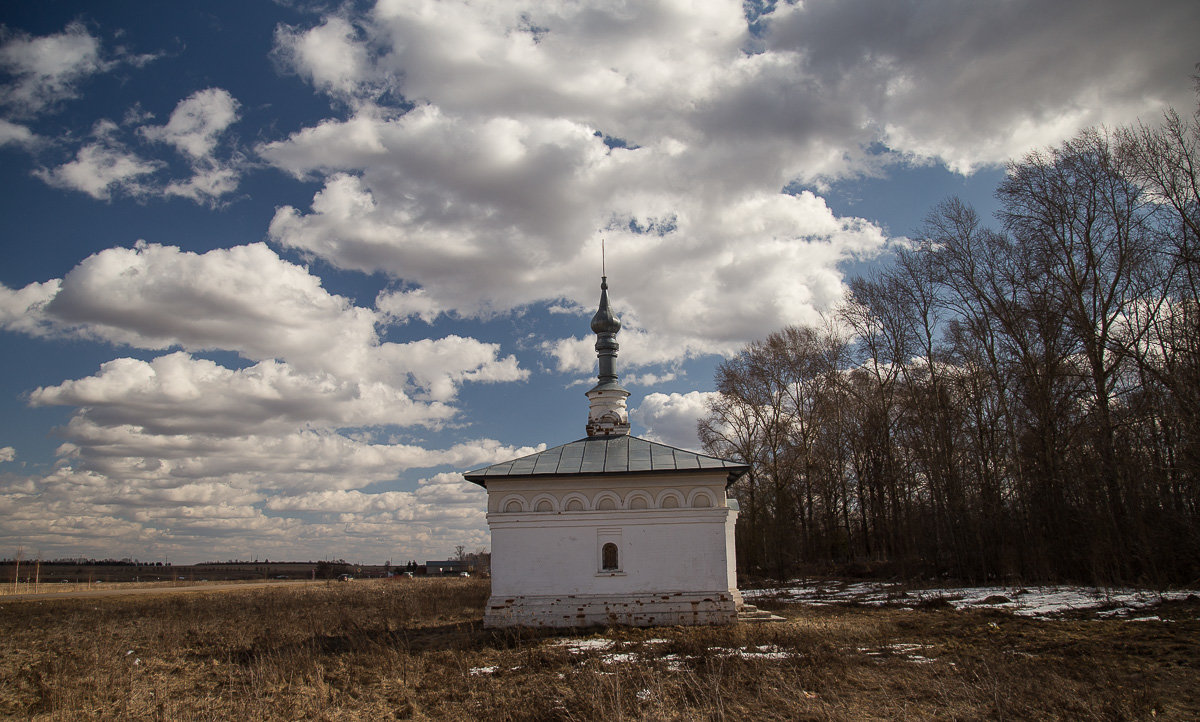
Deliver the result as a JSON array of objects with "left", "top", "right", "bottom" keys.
[{"left": 590, "top": 277, "right": 622, "bottom": 335}]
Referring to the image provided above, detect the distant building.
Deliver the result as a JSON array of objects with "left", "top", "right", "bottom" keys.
[
  {"left": 424, "top": 560, "right": 468, "bottom": 575},
  {"left": 464, "top": 276, "right": 748, "bottom": 627}
]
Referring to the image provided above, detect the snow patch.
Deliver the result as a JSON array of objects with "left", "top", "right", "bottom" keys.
[{"left": 744, "top": 581, "right": 1200, "bottom": 619}]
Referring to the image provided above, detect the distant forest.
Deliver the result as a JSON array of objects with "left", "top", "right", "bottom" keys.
[{"left": 702, "top": 95, "right": 1200, "bottom": 586}]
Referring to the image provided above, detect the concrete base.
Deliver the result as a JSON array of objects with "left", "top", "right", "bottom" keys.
[{"left": 483, "top": 591, "right": 739, "bottom": 628}]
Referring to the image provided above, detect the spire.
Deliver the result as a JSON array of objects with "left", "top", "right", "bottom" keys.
[{"left": 585, "top": 275, "right": 630, "bottom": 437}]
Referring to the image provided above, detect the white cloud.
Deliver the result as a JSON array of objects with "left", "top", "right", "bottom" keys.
[
  {"left": 263, "top": 115, "right": 885, "bottom": 364},
  {"left": 0, "top": 429, "right": 515, "bottom": 548},
  {"left": 24, "top": 84, "right": 244, "bottom": 204},
  {"left": 624, "top": 371, "right": 678, "bottom": 387},
  {"left": 162, "top": 163, "right": 241, "bottom": 204},
  {"left": 0, "top": 22, "right": 105, "bottom": 116},
  {"left": 0, "top": 278, "right": 61, "bottom": 336},
  {"left": 40, "top": 415, "right": 539, "bottom": 493},
  {"left": 632, "top": 391, "right": 719, "bottom": 450},
  {"left": 4, "top": 0, "right": 1195, "bottom": 563},
  {"left": 0, "top": 462, "right": 491, "bottom": 562},
  {"left": 141, "top": 88, "right": 240, "bottom": 159},
  {"left": 0, "top": 118, "right": 36, "bottom": 147},
  {"left": 0, "top": 446, "right": 14, "bottom": 463},
  {"left": 2, "top": 242, "right": 527, "bottom": 399},
  {"left": 0, "top": 418, "right": 536, "bottom": 562},
  {"left": 29, "top": 352, "right": 455, "bottom": 435},
  {"left": 0, "top": 237, "right": 536, "bottom": 561},
  {"left": 763, "top": 0, "right": 1199, "bottom": 172},
  {"left": 33, "top": 130, "right": 161, "bottom": 200},
  {"left": 273, "top": 16, "right": 379, "bottom": 102},
  {"left": 258, "top": 0, "right": 1197, "bottom": 373},
  {"left": 138, "top": 88, "right": 244, "bottom": 203}
]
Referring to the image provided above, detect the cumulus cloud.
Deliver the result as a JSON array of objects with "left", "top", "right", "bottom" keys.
[
  {"left": 0, "top": 238, "right": 535, "bottom": 561},
  {"left": 136, "top": 88, "right": 244, "bottom": 203},
  {"left": 41, "top": 414, "right": 540, "bottom": 493},
  {"left": 0, "top": 446, "right": 14, "bottom": 463},
  {"left": 33, "top": 120, "right": 161, "bottom": 200},
  {"left": 0, "top": 411, "right": 535, "bottom": 561},
  {"left": 633, "top": 391, "right": 719, "bottom": 450},
  {"left": 141, "top": 88, "right": 239, "bottom": 159},
  {"left": 258, "top": 0, "right": 896, "bottom": 359},
  {"left": 260, "top": 0, "right": 1196, "bottom": 371},
  {"left": 2, "top": 241, "right": 526, "bottom": 400},
  {"left": 32, "top": 89, "right": 245, "bottom": 204},
  {"left": 0, "top": 118, "right": 36, "bottom": 147},
  {"left": 0, "top": 22, "right": 105, "bottom": 117},
  {"left": 763, "top": 0, "right": 1199, "bottom": 173},
  {"left": 273, "top": 16, "right": 381, "bottom": 103},
  {"left": 29, "top": 352, "right": 456, "bottom": 435},
  {"left": 263, "top": 118, "right": 885, "bottom": 366},
  {"left": 0, "top": 462, "right": 495, "bottom": 562},
  {"left": 4, "top": 0, "right": 1195, "bottom": 563},
  {"left": 0, "top": 278, "right": 61, "bottom": 336}
]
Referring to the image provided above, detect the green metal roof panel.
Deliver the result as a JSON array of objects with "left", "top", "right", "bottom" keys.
[
  {"left": 507, "top": 455, "right": 538, "bottom": 476},
  {"left": 605, "top": 436, "right": 629, "bottom": 473},
  {"left": 463, "top": 435, "right": 749, "bottom": 486},
  {"left": 650, "top": 443, "right": 675, "bottom": 470},
  {"left": 579, "top": 439, "right": 607, "bottom": 473},
  {"left": 558, "top": 442, "right": 585, "bottom": 474},
  {"left": 484, "top": 461, "right": 514, "bottom": 476},
  {"left": 531, "top": 446, "right": 562, "bottom": 474},
  {"left": 627, "top": 438, "right": 653, "bottom": 472}
]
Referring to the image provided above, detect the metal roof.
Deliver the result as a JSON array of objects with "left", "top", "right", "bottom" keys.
[{"left": 463, "top": 435, "right": 750, "bottom": 487}]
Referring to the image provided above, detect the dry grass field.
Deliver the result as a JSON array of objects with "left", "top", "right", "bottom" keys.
[{"left": 1, "top": 578, "right": 1197, "bottom": 720}]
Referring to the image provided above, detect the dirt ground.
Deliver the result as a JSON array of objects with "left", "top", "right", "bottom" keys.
[{"left": 1, "top": 578, "right": 1197, "bottom": 720}]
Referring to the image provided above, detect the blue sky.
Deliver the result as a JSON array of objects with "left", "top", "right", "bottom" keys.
[{"left": 1, "top": 0, "right": 1196, "bottom": 564}]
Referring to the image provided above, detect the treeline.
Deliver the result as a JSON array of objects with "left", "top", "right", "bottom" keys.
[{"left": 702, "top": 99, "right": 1200, "bottom": 586}]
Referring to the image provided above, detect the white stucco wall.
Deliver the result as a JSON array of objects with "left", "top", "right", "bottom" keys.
[
  {"left": 482, "top": 471, "right": 740, "bottom": 626},
  {"left": 490, "top": 509, "right": 732, "bottom": 595}
]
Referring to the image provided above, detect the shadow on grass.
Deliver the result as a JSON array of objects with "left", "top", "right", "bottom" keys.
[{"left": 210, "top": 618, "right": 588, "bottom": 667}]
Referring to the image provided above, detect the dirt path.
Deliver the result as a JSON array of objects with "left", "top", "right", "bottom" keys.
[{"left": 0, "top": 579, "right": 330, "bottom": 602}]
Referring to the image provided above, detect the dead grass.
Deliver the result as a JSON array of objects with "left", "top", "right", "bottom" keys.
[{"left": 0, "top": 578, "right": 1197, "bottom": 720}]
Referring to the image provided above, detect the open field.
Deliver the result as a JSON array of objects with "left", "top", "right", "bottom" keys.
[
  {"left": 1, "top": 578, "right": 1198, "bottom": 720},
  {"left": 2, "top": 579, "right": 321, "bottom": 602},
  {"left": 0, "top": 562, "right": 394, "bottom": 590}
]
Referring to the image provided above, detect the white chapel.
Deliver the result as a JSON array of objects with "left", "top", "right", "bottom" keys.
[{"left": 464, "top": 276, "right": 750, "bottom": 627}]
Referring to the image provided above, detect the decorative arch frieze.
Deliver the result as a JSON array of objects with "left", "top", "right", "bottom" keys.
[
  {"left": 594, "top": 491, "right": 621, "bottom": 511},
  {"left": 562, "top": 493, "right": 588, "bottom": 512},
  {"left": 499, "top": 495, "right": 526, "bottom": 513},
  {"left": 625, "top": 491, "right": 651, "bottom": 510},
  {"left": 530, "top": 493, "right": 558, "bottom": 513},
  {"left": 656, "top": 489, "right": 684, "bottom": 509}
]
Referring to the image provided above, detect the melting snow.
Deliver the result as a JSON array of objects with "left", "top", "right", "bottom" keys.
[
  {"left": 856, "top": 642, "right": 946, "bottom": 665},
  {"left": 709, "top": 644, "right": 793, "bottom": 661},
  {"left": 744, "top": 581, "right": 1199, "bottom": 618},
  {"left": 552, "top": 638, "right": 615, "bottom": 652},
  {"left": 548, "top": 637, "right": 796, "bottom": 668}
]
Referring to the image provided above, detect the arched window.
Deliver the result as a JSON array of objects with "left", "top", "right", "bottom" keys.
[
  {"left": 503, "top": 499, "right": 523, "bottom": 513},
  {"left": 535, "top": 499, "right": 553, "bottom": 512},
  {"left": 565, "top": 498, "right": 584, "bottom": 511},
  {"left": 601, "top": 542, "right": 619, "bottom": 571}
]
